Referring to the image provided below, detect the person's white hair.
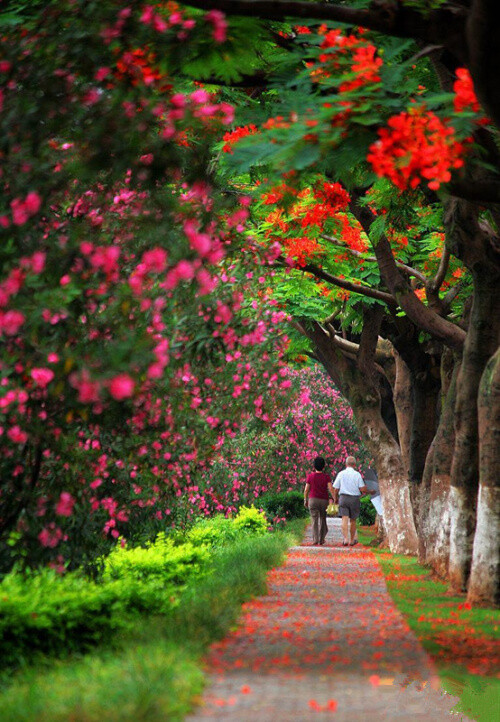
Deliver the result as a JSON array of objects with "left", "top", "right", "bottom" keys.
[{"left": 346, "top": 456, "right": 356, "bottom": 466}]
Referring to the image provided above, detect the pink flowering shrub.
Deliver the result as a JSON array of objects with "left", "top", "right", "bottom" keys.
[
  {"left": 197, "top": 366, "right": 371, "bottom": 514},
  {"left": 0, "top": 2, "right": 294, "bottom": 572}
]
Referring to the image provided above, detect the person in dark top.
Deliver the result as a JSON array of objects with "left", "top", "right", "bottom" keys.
[{"left": 303, "top": 456, "right": 335, "bottom": 546}]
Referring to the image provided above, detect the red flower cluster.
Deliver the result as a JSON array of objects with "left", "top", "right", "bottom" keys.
[
  {"left": 282, "top": 236, "right": 323, "bottom": 266},
  {"left": 262, "top": 115, "right": 293, "bottom": 130},
  {"left": 337, "top": 214, "right": 368, "bottom": 253},
  {"left": 340, "top": 44, "right": 383, "bottom": 92},
  {"left": 367, "top": 107, "right": 466, "bottom": 191},
  {"left": 453, "top": 68, "right": 481, "bottom": 114},
  {"left": 222, "top": 124, "right": 259, "bottom": 153},
  {"left": 314, "top": 27, "right": 382, "bottom": 92},
  {"left": 313, "top": 181, "right": 351, "bottom": 211}
]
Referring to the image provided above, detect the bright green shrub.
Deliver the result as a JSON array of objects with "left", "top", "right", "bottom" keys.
[
  {"left": 0, "top": 536, "right": 211, "bottom": 669},
  {"left": 232, "top": 506, "right": 268, "bottom": 536},
  {"left": 359, "top": 496, "right": 377, "bottom": 526},
  {"left": 102, "top": 535, "right": 209, "bottom": 585},
  {"left": 185, "top": 516, "right": 238, "bottom": 548},
  {"left": 0, "top": 569, "right": 132, "bottom": 667},
  {"left": 259, "top": 490, "right": 309, "bottom": 520}
]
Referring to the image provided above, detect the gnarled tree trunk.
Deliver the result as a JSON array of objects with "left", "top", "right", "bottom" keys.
[
  {"left": 420, "top": 357, "right": 459, "bottom": 577},
  {"left": 393, "top": 352, "right": 413, "bottom": 478},
  {"left": 350, "top": 399, "right": 419, "bottom": 555},
  {"left": 449, "top": 271, "right": 500, "bottom": 591},
  {"left": 467, "top": 347, "right": 500, "bottom": 606}
]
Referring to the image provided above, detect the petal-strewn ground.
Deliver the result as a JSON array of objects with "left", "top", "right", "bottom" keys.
[{"left": 187, "top": 519, "right": 470, "bottom": 721}]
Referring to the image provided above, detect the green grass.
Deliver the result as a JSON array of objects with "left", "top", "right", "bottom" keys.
[
  {"left": 358, "top": 528, "right": 500, "bottom": 721},
  {"left": 0, "top": 523, "right": 303, "bottom": 722}
]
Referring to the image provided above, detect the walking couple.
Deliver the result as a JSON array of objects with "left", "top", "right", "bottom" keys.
[{"left": 303, "top": 456, "right": 368, "bottom": 546}]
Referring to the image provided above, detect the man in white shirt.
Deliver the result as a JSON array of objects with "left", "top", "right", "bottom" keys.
[{"left": 332, "top": 456, "right": 368, "bottom": 546}]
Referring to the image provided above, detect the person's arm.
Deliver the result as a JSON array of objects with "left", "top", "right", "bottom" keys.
[
  {"left": 332, "top": 478, "right": 339, "bottom": 503},
  {"left": 328, "top": 482, "right": 336, "bottom": 502},
  {"left": 304, "top": 482, "right": 310, "bottom": 508}
]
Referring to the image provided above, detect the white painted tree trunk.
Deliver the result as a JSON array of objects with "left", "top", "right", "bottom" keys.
[
  {"left": 378, "top": 473, "right": 419, "bottom": 555},
  {"left": 424, "top": 475, "right": 451, "bottom": 577},
  {"left": 448, "top": 485, "right": 476, "bottom": 591},
  {"left": 467, "top": 347, "right": 500, "bottom": 606},
  {"left": 467, "top": 485, "right": 500, "bottom": 605}
]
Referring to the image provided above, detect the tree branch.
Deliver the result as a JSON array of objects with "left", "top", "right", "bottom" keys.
[
  {"left": 466, "top": 0, "right": 500, "bottom": 131},
  {"left": 185, "top": 0, "right": 390, "bottom": 27},
  {"left": 428, "top": 245, "right": 451, "bottom": 295},
  {"left": 447, "top": 178, "right": 500, "bottom": 204},
  {"left": 442, "top": 278, "right": 466, "bottom": 314},
  {"left": 200, "top": 70, "right": 270, "bottom": 88},
  {"left": 184, "top": 0, "right": 467, "bottom": 54},
  {"left": 358, "top": 306, "right": 384, "bottom": 376},
  {"left": 297, "top": 261, "right": 397, "bottom": 307},
  {"left": 350, "top": 193, "right": 466, "bottom": 349},
  {"left": 321, "top": 233, "right": 427, "bottom": 284}
]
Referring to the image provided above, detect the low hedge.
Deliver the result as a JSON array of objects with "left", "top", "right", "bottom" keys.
[
  {"left": 0, "top": 508, "right": 269, "bottom": 669},
  {"left": 259, "top": 490, "right": 309, "bottom": 520},
  {"left": 0, "top": 528, "right": 297, "bottom": 722}
]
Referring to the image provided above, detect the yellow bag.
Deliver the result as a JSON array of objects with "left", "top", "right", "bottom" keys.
[{"left": 326, "top": 502, "right": 338, "bottom": 516}]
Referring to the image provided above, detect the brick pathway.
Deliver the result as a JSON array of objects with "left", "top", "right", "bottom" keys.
[{"left": 187, "top": 519, "right": 470, "bottom": 721}]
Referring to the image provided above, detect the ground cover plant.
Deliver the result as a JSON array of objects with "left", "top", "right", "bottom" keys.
[
  {"left": 0, "top": 515, "right": 306, "bottom": 721},
  {"left": 359, "top": 527, "right": 500, "bottom": 721},
  {"left": 0, "top": 508, "right": 280, "bottom": 669}
]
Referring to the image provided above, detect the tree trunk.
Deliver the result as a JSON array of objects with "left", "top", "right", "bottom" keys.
[
  {"left": 409, "top": 374, "right": 439, "bottom": 484},
  {"left": 393, "top": 352, "right": 413, "bottom": 477},
  {"left": 351, "top": 400, "right": 419, "bottom": 555},
  {"left": 467, "top": 347, "right": 500, "bottom": 606},
  {"left": 449, "top": 273, "right": 500, "bottom": 591},
  {"left": 303, "top": 317, "right": 419, "bottom": 556},
  {"left": 421, "top": 358, "right": 459, "bottom": 577}
]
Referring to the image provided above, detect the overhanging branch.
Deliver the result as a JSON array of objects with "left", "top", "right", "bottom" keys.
[
  {"left": 298, "top": 261, "right": 397, "bottom": 307},
  {"left": 350, "top": 192, "right": 466, "bottom": 349},
  {"left": 183, "top": 0, "right": 467, "bottom": 54},
  {"left": 321, "top": 233, "right": 427, "bottom": 284}
]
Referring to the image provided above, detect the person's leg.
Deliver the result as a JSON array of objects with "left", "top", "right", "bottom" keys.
[
  {"left": 319, "top": 500, "right": 328, "bottom": 544},
  {"left": 341, "top": 515, "right": 349, "bottom": 545},
  {"left": 338, "top": 495, "right": 349, "bottom": 545},
  {"left": 309, "top": 499, "right": 320, "bottom": 544},
  {"left": 350, "top": 518, "right": 357, "bottom": 545},
  {"left": 350, "top": 497, "right": 361, "bottom": 545}
]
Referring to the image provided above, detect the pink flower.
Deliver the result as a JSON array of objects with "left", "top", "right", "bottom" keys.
[
  {"left": 0, "top": 309, "right": 25, "bottom": 335},
  {"left": 95, "top": 66, "right": 111, "bottom": 81},
  {"left": 10, "top": 199, "right": 29, "bottom": 226},
  {"left": 28, "top": 251, "right": 46, "bottom": 274},
  {"left": 24, "top": 191, "right": 42, "bottom": 214},
  {"left": 191, "top": 89, "right": 211, "bottom": 104},
  {"left": 175, "top": 260, "right": 195, "bottom": 280},
  {"left": 7, "top": 425, "right": 28, "bottom": 444},
  {"left": 140, "top": 5, "right": 155, "bottom": 24},
  {"left": 109, "top": 373, "right": 135, "bottom": 400},
  {"left": 31, "top": 367, "right": 55, "bottom": 388},
  {"left": 206, "top": 10, "right": 227, "bottom": 43},
  {"left": 10, "top": 192, "right": 42, "bottom": 225},
  {"left": 56, "top": 492, "right": 75, "bottom": 517},
  {"left": 142, "top": 247, "right": 168, "bottom": 272},
  {"left": 47, "top": 352, "right": 59, "bottom": 363},
  {"left": 38, "top": 523, "right": 63, "bottom": 548}
]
